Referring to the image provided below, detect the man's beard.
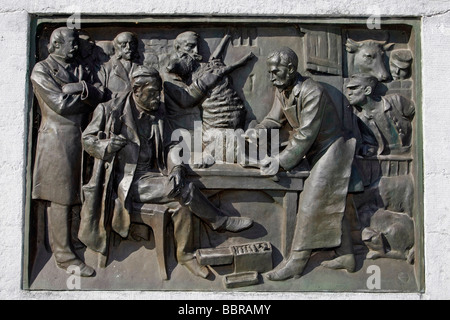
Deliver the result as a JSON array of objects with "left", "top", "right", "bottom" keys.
[
  {"left": 116, "top": 48, "right": 134, "bottom": 61},
  {"left": 136, "top": 99, "right": 160, "bottom": 113},
  {"left": 120, "top": 52, "right": 132, "bottom": 60},
  {"left": 167, "top": 52, "right": 201, "bottom": 78}
]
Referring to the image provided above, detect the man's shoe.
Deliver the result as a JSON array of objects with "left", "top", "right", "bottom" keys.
[
  {"left": 265, "top": 250, "right": 310, "bottom": 281},
  {"left": 58, "top": 259, "right": 95, "bottom": 277},
  {"left": 320, "top": 254, "right": 356, "bottom": 273},
  {"left": 219, "top": 216, "right": 253, "bottom": 233},
  {"left": 76, "top": 263, "right": 95, "bottom": 277}
]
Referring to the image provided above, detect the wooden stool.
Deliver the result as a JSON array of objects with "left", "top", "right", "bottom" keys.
[{"left": 130, "top": 203, "right": 170, "bottom": 280}]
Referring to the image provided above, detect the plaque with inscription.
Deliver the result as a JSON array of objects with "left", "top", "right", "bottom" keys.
[{"left": 24, "top": 15, "right": 423, "bottom": 292}]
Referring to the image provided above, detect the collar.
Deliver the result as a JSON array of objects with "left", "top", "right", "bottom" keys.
[
  {"left": 49, "top": 54, "right": 76, "bottom": 71},
  {"left": 382, "top": 96, "right": 392, "bottom": 112},
  {"left": 292, "top": 74, "right": 304, "bottom": 97},
  {"left": 280, "top": 73, "right": 303, "bottom": 97},
  {"left": 363, "top": 97, "right": 392, "bottom": 120}
]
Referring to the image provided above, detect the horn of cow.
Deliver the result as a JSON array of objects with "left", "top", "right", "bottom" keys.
[
  {"left": 383, "top": 42, "right": 395, "bottom": 51},
  {"left": 345, "top": 38, "right": 362, "bottom": 53},
  {"left": 378, "top": 31, "right": 394, "bottom": 50}
]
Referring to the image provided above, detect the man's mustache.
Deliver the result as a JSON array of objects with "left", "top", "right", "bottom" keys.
[{"left": 180, "top": 51, "right": 202, "bottom": 61}]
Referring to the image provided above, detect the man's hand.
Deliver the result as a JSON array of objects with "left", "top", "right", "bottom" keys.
[
  {"left": 62, "top": 82, "right": 84, "bottom": 95},
  {"left": 260, "top": 156, "right": 280, "bottom": 176},
  {"left": 245, "top": 128, "right": 259, "bottom": 144},
  {"left": 360, "top": 144, "right": 377, "bottom": 157},
  {"left": 168, "top": 166, "right": 186, "bottom": 198},
  {"left": 202, "top": 153, "right": 216, "bottom": 167},
  {"left": 106, "top": 134, "right": 128, "bottom": 154},
  {"left": 196, "top": 72, "right": 222, "bottom": 92}
]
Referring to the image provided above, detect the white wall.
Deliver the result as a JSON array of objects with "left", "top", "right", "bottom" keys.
[{"left": 1, "top": 0, "right": 450, "bottom": 300}]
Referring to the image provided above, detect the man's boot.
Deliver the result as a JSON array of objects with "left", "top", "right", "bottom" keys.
[
  {"left": 320, "top": 213, "right": 356, "bottom": 272},
  {"left": 171, "top": 206, "right": 209, "bottom": 279},
  {"left": 265, "top": 250, "right": 312, "bottom": 281},
  {"left": 47, "top": 202, "right": 95, "bottom": 277},
  {"left": 180, "top": 183, "right": 253, "bottom": 233}
]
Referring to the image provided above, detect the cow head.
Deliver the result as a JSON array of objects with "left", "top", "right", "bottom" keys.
[{"left": 346, "top": 38, "right": 394, "bottom": 82}]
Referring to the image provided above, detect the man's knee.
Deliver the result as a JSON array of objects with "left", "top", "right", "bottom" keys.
[{"left": 178, "top": 182, "right": 196, "bottom": 206}]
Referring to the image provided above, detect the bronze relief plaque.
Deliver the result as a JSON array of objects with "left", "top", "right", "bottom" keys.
[{"left": 24, "top": 15, "right": 423, "bottom": 292}]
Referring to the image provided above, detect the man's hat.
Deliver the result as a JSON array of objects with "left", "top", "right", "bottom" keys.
[
  {"left": 346, "top": 73, "right": 378, "bottom": 89},
  {"left": 131, "top": 65, "right": 161, "bottom": 85},
  {"left": 390, "top": 49, "right": 413, "bottom": 69},
  {"left": 131, "top": 65, "right": 159, "bottom": 79}
]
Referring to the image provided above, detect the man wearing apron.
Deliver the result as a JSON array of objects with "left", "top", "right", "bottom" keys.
[{"left": 255, "top": 47, "right": 357, "bottom": 281}]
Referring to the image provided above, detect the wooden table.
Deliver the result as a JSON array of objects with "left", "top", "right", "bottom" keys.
[{"left": 187, "top": 163, "right": 309, "bottom": 255}]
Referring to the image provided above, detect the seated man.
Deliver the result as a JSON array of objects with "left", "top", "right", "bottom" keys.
[{"left": 79, "top": 65, "right": 253, "bottom": 278}]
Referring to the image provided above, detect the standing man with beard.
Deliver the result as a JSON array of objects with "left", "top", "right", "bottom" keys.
[
  {"left": 163, "top": 31, "right": 223, "bottom": 135},
  {"left": 98, "top": 31, "right": 141, "bottom": 100},
  {"left": 30, "top": 27, "right": 104, "bottom": 277}
]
